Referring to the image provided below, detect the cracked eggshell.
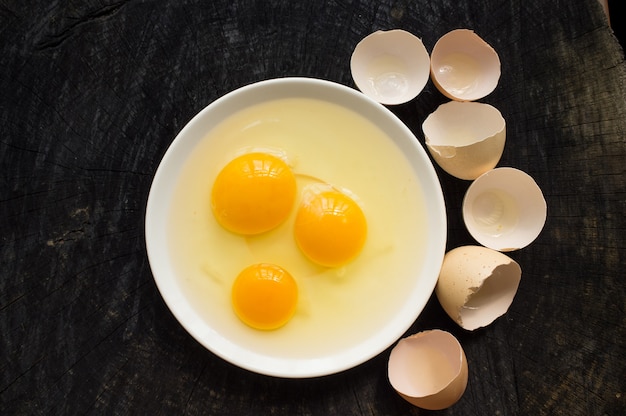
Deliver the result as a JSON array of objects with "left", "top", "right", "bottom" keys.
[
  {"left": 350, "top": 29, "right": 430, "bottom": 105},
  {"left": 430, "top": 29, "right": 501, "bottom": 101},
  {"left": 463, "top": 167, "right": 547, "bottom": 251},
  {"left": 388, "top": 330, "right": 468, "bottom": 410},
  {"left": 422, "top": 101, "right": 505, "bottom": 180},
  {"left": 435, "top": 246, "right": 521, "bottom": 331}
]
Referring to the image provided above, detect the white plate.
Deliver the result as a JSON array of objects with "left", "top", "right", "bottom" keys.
[{"left": 145, "top": 77, "right": 446, "bottom": 378}]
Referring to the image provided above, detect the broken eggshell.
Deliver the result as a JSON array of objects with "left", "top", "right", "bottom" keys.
[
  {"left": 463, "top": 167, "right": 547, "bottom": 251},
  {"left": 388, "top": 329, "right": 468, "bottom": 410},
  {"left": 430, "top": 29, "right": 501, "bottom": 101},
  {"left": 435, "top": 245, "right": 521, "bottom": 331},
  {"left": 422, "top": 101, "right": 505, "bottom": 180},
  {"left": 350, "top": 29, "right": 430, "bottom": 105}
]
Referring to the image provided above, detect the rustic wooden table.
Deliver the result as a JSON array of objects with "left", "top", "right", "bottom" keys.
[{"left": 1, "top": 0, "right": 625, "bottom": 414}]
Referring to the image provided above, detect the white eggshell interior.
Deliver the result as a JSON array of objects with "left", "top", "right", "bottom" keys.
[
  {"left": 430, "top": 29, "right": 501, "bottom": 101},
  {"left": 422, "top": 101, "right": 506, "bottom": 180},
  {"left": 435, "top": 246, "right": 522, "bottom": 331},
  {"left": 463, "top": 167, "right": 547, "bottom": 251},
  {"left": 351, "top": 30, "right": 430, "bottom": 105}
]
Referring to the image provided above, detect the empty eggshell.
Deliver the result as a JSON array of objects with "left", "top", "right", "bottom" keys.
[
  {"left": 463, "top": 167, "right": 547, "bottom": 251},
  {"left": 388, "top": 329, "right": 468, "bottom": 410},
  {"left": 350, "top": 29, "right": 430, "bottom": 105},
  {"left": 430, "top": 29, "right": 501, "bottom": 101},
  {"left": 422, "top": 101, "right": 505, "bottom": 180},
  {"left": 435, "top": 246, "right": 521, "bottom": 331}
]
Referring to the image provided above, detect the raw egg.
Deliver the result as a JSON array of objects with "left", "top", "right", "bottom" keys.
[
  {"left": 211, "top": 152, "right": 296, "bottom": 235},
  {"left": 168, "top": 97, "right": 427, "bottom": 357},
  {"left": 294, "top": 184, "right": 367, "bottom": 267},
  {"left": 231, "top": 263, "right": 298, "bottom": 330}
]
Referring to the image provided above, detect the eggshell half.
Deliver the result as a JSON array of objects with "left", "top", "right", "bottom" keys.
[
  {"left": 462, "top": 167, "right": 547, "bottom": 251},
  {"left": 435, "top": 246, "right": 521, "bottom": 331},
  {"left": 422, "top": 101, "right": 505, "bottom": 180},
  {"left": 430, "top": 29, "right": 501, "bottom": 101},
  {"left": 388, "top": 330, "right": 468, "bottom": 410},
  {"left": 350, "top": 30, "right": 430, "bottom": 105}
]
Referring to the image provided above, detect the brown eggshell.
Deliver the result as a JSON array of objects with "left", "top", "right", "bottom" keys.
[
  {"left": 430, "top": 29, "right": 501, "bottom": 102},
  {"left": 435, "top": 246, "right": 521, "bottom": 330},
  {"left": 422, "top": 101, "right": 505, "bottom": 180},
  {"left": 350, "top": 29, "right": 430, "bottom": 105},
  {"left": 462, "top": 167, "right": 547, "bottom": 251},
  {"left": 388, "top": 330, "right": 469, "bottom": 410}
]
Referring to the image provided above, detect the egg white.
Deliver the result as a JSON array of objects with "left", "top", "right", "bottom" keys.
[{"left": 168, "top": 97, "right": 427, "bottom": 358}]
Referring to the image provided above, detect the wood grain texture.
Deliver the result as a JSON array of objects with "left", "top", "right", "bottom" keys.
[{"left": 1, "top": 0, "right": 624, "bottom": 414}]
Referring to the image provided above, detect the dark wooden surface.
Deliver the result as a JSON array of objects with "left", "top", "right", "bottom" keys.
[{"left": 1, "top": 1, "right": 625, "bottom": 414}]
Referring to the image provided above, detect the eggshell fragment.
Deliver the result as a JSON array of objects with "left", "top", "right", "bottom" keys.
[
  {"left": 422, "top": 101, "right": 505, "bottom": 180},
  {"left": 350, "top": 30, "right": 430, "bottom": 105},
  {"left": 463, "top": 167, "right": 547, "bottom": 251},
  {"left": 388, "top": 330, "right": 468, "bottom": 410},
  {"left": 430, "top": 29, "right": 501, "bottom": 101},
  {"left": 435, "top": 246, "right": 521, "bottom": 331}
]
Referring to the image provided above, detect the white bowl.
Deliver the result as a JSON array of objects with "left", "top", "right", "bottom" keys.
[{"left": 145, "top": 77, "right": 446, "bottom": 378}]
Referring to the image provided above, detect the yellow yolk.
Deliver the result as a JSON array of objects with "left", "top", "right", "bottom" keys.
[
  {"left": 294, "top": 188, "right": 367, "bottom": 267},
  {"left": 211, "top": 153, "right": 296, "bottom": 235},
  {"left": 231, "top": 263, "right": 298, "bottom": 330}
]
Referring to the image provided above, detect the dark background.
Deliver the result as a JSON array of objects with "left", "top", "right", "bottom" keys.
[
  {"left": 609, "top": 0, "right": 625, "bottom": 47},
  {"left": 1, "top": 0, "right": 625, "bottom": 415}
]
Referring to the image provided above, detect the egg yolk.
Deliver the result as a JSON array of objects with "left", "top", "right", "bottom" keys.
[
  {"left": 211, "top": 153, "right": 296, "bottom": 235},
  {"left": 294, "top": 188, "right": 367, "bottom": 267},
  {"left": 231, "top": 263, "right": 298, "bottom": 330}
]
